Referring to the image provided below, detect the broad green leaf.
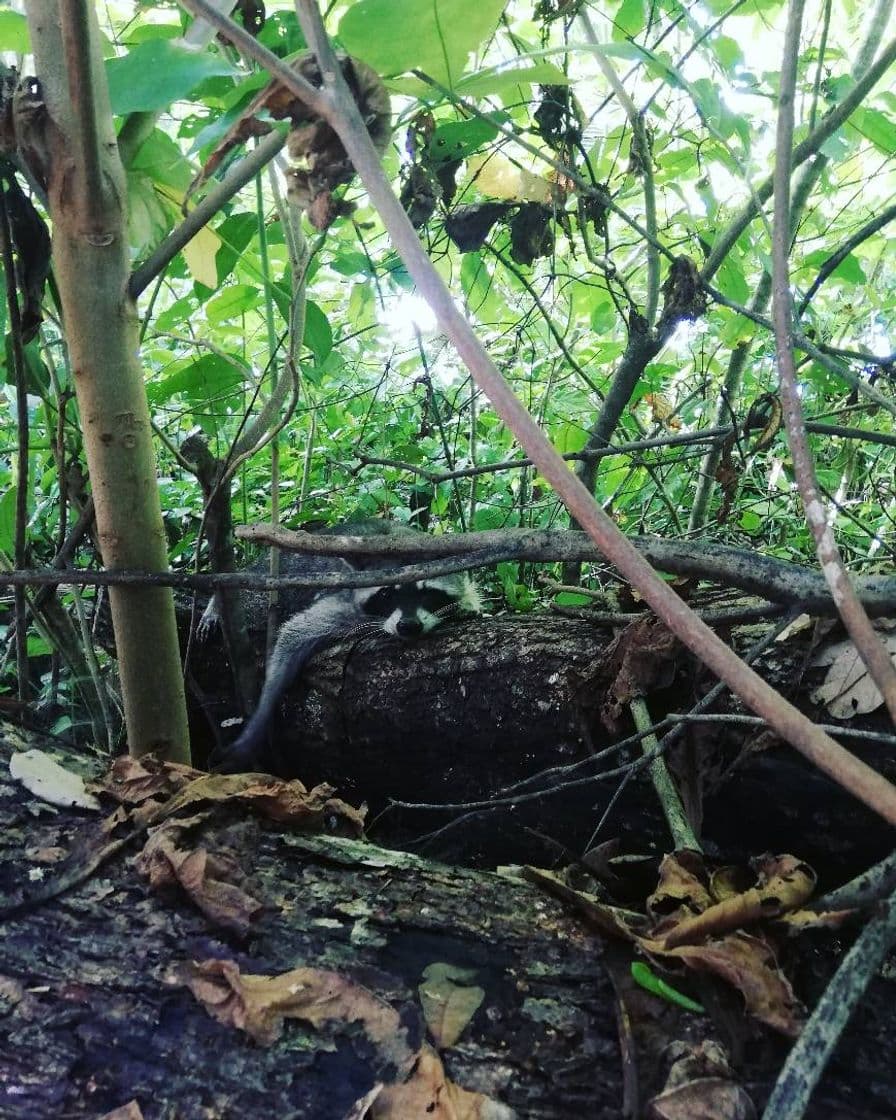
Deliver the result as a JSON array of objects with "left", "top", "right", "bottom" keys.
[
  {"left": 127, "top": 23, "right": 182, "bottom": 45},
  {"left": 23, "top": 343, "right": 50, "bottom": 396},
  {"left": 339, "top": 0, "right": 506, "bottom": 86},
  {"left": 154, "top": 297, "right": 196, "bottom": 333},
  {"left": 711, "top": 35, "right": 743, "bottom": 71},
  {"left": 205, "top": 284, "right": 259, "bottom": 324},
  {"left": 848, "top": 108, "right": 896, "bottom": 155},
  {"left": 427, "top": 117, "right": 502, "bottom": 166},
  {"left": 553, "top": 591, "right": 595, "bottom": 606},
  {"left": 214, "top": 214, "right": 259, "bottom": 284},
  {"left": 803, "top": 250, "right": 865, "bottom": 286},
  {"left": 150, "top": 354, "right": 245, "bottom": 404},
  {"left": 0, "top": 11, "right": 29, "bottom": 52},
  {"left": 589, "top": 300, "right": 617, "bottom": 336},
  {"left": 127, "top": 172, "right": 174, "bottom": 250},
  {"left": 347, "top": 282, "right": 376, "bottom": 327},
  {"left": 330, "top": 252, "right": 375, "bottom": 278},
  {"left": 303, "top": 301, "right": 333, "bottom": 364},
  {"left": 106, "top": 41, "right": 236, "bottom": 115},
  {"left": 551, "top": 422, "right": 587, "bottom": 454},
  {"left": 257, "top": 10, "right": 305, "bottom": 55},
  {"left": 7, "top": 341, "right": 51, "bottom": 396},
  {"left": 456, "top": 61, "right": 569, "bottom": 99},
  {"left": 613, "top": 0, "right": 645, "bottom": 39},
  {"left": 130, "top": 130, "right": 194, "bottom": 191},
  {"left": 715, "top": 253, "right": 749, "bottom": 304},
  {"left": 460, "top": 251, "right": 493, "bottom": 312}
]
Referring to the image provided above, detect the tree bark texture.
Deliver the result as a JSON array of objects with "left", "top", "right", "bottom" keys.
[
  {"left": 189, "top": 614, "right": 896, "bottom": 878},
  {"left": 24, "top": 1, "right": 189, "bottom": 761}
]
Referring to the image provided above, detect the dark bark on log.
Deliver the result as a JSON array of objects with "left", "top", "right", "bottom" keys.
[
  {"left": 189, "top": 614, "right": 895, "bottom": 879},
  {"left": 0, "top": 728, "right": 895, "bottom": 1119},
  {"left": 0, "top": 728, "right": 616, "bottom": 1118}
]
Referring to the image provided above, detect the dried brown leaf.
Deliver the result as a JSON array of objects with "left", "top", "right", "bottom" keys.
[
  {"left": 135, "top": 818, "right": 264, "bottom": 935},
  {"left": 655, "top": 932, "right": 804, "bottom": 1036},
  {"left": 810, "top": 632, "right": 896, "bottom": 718},
  {"left": 177, "top": 959, "right": 417, "bottom": 1071},
  {"left": 371, "top": 1044, "right": 515, "bottom": 1119}
]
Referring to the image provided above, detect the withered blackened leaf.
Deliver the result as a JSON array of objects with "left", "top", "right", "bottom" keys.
[
  {"left": 444, "top": 202, "right": 511, "bottom": 252},
  {"left": 509, "top": 202, "right": 554, "bottom": 266},
  {"left": 401, "top": 164, "right": 439, "bottom": 229}
]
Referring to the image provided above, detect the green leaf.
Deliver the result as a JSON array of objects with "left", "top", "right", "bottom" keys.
[
  {"left": 6, "top": 340, "right": 51, "bottom": 396},
  {"left": 631, "top": 962, "right": 705, "bottom": 1013},
  {"left": 0, "top": 487, "right": 15, "bottom": 553},
  {"left": 715, "top": 253, "right": 749, "bottom": 304},
  {"left": 553, "top": 591, "right": 594, "bottom": 607},
  {"left": 347, "top": 282, "right": 376, "bottom": 328},
  {"left": 205, "top": 284, "right": 259, "bottom": 325},
  {"left": 803, "top": 250, "right": 865, "bottom": 286},
  {"left": 339, "top": 0, "right": 506, "bottom": 85},
  {"left": 330, "top": 252, "right": 375, "bottom": 278},
  {"left": 427, "top": 117, "right": 502, "bottom": 166},
  {"left": 303, "top": 301, "right": 333, "bottom": 363},
  {"left": 0, "top": 10, "right": 29, "bottom": 52},
  {"left": 711, "top": 35, "right": 743, "bottom": 71},
  {"left": 27, "top": 635, "right": 51, "bottom": 657},
  {"left": 154, "top": 297, "right": 196, "bottom": 333},
  {"left": 129, "top": 129, "right": 194, "bottom": 192},
  {"left": 214, "top": 214, "right": 259, "bottom": 283},
  {"left": 589, "top": 300, "right": 617, "bottom": 336},
  {"left": 150, "top": 354, "right": 245, "bottom": 403},
  {"left": 106, "top": 41, "right": 236, "bottom": 115},
  {"left": 552, "top": 422, "right": 587, "bottom": 454},
  {"left": 613, "top": 0, "right": 645, "bottom": 39},
  {"left": 456, "top": 61, "right": 569, "bottom": 99},
  {"left": 460, "top": 252, "right": 493, "bottom": 312},
  {"left": 848, "top": 108, "right": 896, "bottom": 155}
]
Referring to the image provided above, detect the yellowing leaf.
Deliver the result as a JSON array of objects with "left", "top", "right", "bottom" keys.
[
  {"left": 155, "top": 182, "right": 221, "bottom": 287},
  {"left": 641, "top": 392, "right": 682, "bottom": 430},
  {"left": 467, "top": 153, "right": 553, "bottom": 203},
  {"left": 182, "top": 224, "right": 221, "bottom": 289},
  {"left": 9, "top": 749, "right": 101, "bottom": 811}
]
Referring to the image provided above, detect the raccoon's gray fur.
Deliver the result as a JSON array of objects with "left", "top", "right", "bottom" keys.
[{"left": 206, "top": 521, "right": 480, "bottom": 773}]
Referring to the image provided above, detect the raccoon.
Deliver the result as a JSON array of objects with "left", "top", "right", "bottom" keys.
[{"left": 206, "top": 521, "right": 480, "bottom": 773}]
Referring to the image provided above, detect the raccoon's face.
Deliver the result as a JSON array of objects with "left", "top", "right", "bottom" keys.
[{"left": 359, "top": 581, "right": 463, "bottom": 639}]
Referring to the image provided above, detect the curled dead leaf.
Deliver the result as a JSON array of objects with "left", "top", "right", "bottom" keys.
[{"left": 177, "top": 959, "right": 416, "bottom": 1067}]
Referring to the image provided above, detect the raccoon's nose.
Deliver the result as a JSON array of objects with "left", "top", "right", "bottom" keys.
[{"left": 396, "top": 616, "right": 423, "bottom": 638}]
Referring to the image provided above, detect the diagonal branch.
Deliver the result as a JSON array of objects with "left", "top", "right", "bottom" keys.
[{"left": 175, "top": 0, "right": 896, "bottom": 826}]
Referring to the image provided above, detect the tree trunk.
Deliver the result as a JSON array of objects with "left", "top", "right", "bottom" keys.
[{"left": 24, "top": 2, "right": 189, "bottom": 761}]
